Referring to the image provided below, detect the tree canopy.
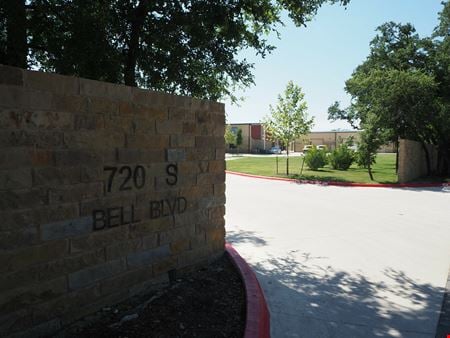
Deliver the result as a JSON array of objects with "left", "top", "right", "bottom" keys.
[
  {"left": 262, "top": 80, "right": 314, "bottom": 175},
  {"left": 0, "top": 0, "right": 349, "bottom": 101}
]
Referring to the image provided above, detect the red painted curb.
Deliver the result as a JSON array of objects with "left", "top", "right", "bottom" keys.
[
  {"left": 226, "top": 170, "right": 448, "bottom": 188},
  {"left": 225, "top": 243, "right": 270, "bottom": 338}
]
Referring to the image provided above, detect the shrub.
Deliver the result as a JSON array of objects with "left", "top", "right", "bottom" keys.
[
  {"left": 304, "top": 147, "right": 328, "bottom": 170},
  {"left": 329, "top": 144, "right": 355, "bottom": 170},
  {"left": 355, "top": 144, "right": 376, "bottom": 169}
]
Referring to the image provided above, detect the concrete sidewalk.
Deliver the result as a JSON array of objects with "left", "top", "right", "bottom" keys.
[{"left": 225, "top": 174, "right": 450, "bottom": 338}]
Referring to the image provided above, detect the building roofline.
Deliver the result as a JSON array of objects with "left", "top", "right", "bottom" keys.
[{"left": 228, "top": 123, "right": 359, "bottom": 133}]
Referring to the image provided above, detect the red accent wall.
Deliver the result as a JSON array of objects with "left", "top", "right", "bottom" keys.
[{"left": 251, "top": 125, "right": 261, "bottom": 140}]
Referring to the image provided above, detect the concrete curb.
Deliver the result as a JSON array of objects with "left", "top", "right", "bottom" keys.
[
  {"left": 226, "top": 170, "right": 448, "bottom": 189},
  {"left": 225, "top": 243, "right": 270, "bottom": 338}
]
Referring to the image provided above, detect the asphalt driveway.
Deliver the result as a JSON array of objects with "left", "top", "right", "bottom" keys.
[{"left": 225, "top": 173, "right": 450, "bottom": 338}]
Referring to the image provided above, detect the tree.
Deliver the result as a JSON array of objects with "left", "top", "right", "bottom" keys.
[
  {"left": 349, "top": 69, "right": 438, "bottom": 173},
  {"left": 236, "top": 129, "right": 243, "bottom": 153},
  {"left": 355, "top": 119, "right": 388, "bottom": 181},
  {"left": 262, "top": 81, "right": 314, "bottom": 175},
  {"left": 224, "top": 125, "right": 237, "bottom": 148},
  {"left": 0, "top": 0, "right": 27, "bottom": 68},
  {"left": 0, "top": 0, "right": 350, "bottom": 101},
  {"left": 329, "top": 5, "right": 450, "bottom": 178},
  {"left": 329, "top": 22, "right": 433, "bottom": 171},
  {"left": 430, "top": 0, "right": 450, "bottom": 174}
]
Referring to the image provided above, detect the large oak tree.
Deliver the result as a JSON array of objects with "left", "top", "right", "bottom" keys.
[
  {"left": 329, "top": 1, "right": 450, "bottom": 177},
  {"left": 0, "top": 0, "right": 349, "bottom": 101}
]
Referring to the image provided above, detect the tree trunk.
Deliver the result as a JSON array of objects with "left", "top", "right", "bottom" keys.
[
  {"left": 286, "top": 147, "right": 289, "bottom": 176},
  {"left": 420, "top": 142, "right": 431, "bottom": 176},
  {"left": 124, "top": 0, "right": 150, "bottom": 86},
  {"left": 437, "top": 144, "right": 449, "bottom": 176},
  {"left": 395, "top": 139, "right": 399, "bottom": 174},
  {"left": 5, "top": 0, "right": 27, "bottom": 68},
  {"left": 367, "top": 152, "right": 374, "bottom": 181},
  {"left": 368, "top": 162, "right": 374, "bottom": 181}
]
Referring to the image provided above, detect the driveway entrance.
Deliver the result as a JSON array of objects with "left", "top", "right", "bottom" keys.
[{"left": 225, "top": 173, "right": 450, "bottom": 338}]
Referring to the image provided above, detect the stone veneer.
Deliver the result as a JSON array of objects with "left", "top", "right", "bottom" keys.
[
  {"left": 398, "top": 139, "right": 438, "bottom": 183},
  {"left": 0, "top": 65, "right": 225, "bottom": 337}
]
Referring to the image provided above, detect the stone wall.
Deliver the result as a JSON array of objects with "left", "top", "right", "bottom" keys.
[
  {"left": 398, "top": 139, "right": 437, "bottom": 183},
  {"left": 0, "top": 65, "right": 226, "bottom": 336}
]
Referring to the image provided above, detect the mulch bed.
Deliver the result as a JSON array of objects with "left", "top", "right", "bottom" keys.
[{"left": 61, "top": 253, "right": 246, "bottom": 338}]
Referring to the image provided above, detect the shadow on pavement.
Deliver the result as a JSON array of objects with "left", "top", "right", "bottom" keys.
[
  {"left": 399, "top": 186, "right": 450, "bottom": 194},
  {"left": 251, "top": 251, "right": 445, "bottom": 338},
  {"left": 226, "top": 229, "right": 268, "bottom": 247}
]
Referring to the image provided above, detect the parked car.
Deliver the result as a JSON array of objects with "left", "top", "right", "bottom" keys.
[
  {"left": 317, "top": 145, "right": 327, "bottom": 151},
  {"left": 270, "top": 146, "right": 282, "bottom": 154},
  {"left": 303, "top": 145, "right": 313, "bottom": 153}
]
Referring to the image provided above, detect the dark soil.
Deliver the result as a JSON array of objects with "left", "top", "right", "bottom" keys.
[{"left": 62, "top": 253, "right": 246, "bottom": 338}]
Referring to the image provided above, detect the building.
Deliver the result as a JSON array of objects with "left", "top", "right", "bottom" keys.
[{"left": 228, "top": 123, "right": 395, "bottom": 153}]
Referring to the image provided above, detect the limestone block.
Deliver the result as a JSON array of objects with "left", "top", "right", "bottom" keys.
[
  {"left": 190, "top": 232, "right": 206, "bottom": 249},
  {"left": 195, "top": 136, "right": 216, "bottom": 148},
  {"left": 26, "top": 90, "right": 53, "bottom": 110},
  {"left": 24, "top": 70, "right": 79, "bottom": 96},
  {"left": 208, "top": 160, "right": 225, "bottom": 173},
  {"left": 208, "top": 205, "right": 225, "bottom": 221},
  {"left": 170, "top": 239, "right": 190, "bottom": 254},
  {"left": 74, "top": 113, "right": 104, "bottom": 130},
  {"left": 0, "top": 226, "right": 38, "bottom": 251},
  {"left": 68, "top": 259, "right": 126, "bottom": 290},
  {"left": 159, "top": 224, "right": 196, "bottom": 245},
  {"left": 70, "top": 226, "right": 129, "bottom": 253},
  {"left": 105, "top": 238, "right": 143, "bottom": 261},
  {"left": 41, "top": 216, "right": 93, "bottom": 241},
  {"left": 0, "top": 65, "right": 23, "bottom": 86},
  {"left": 166, "top": 148, "right": 186, "bottom": 162},
  {"left": 0, "top": 276, "right": 67, "bottom": 314},
  {"left": 196, "top": 172, "right": 225, "bottom": 186},
  {"left": 126, "top": 244, "right": 171, "bottom": 268},
  {"left": 128, "top": 219, "right": 172, "bottom": 238},
  {"left": 38, "top": 249, "right": 106, "bottom": 282},
  {"left": 0, "top": 168, "right": 32, "bottom": 190},
  {"left": 0, "top": 85, "right": 26, "bottom": 109},
  {"left": 0, "top": 130, "right": 64, "bottom": 148},
  {"left": 0, "top": 240, "right": 68, "bottom": 273},
  {"left": 33, "top": 166, "right": 81, "bottom": 187},
  {"left": 182, "top": 121, "right": 197, "bottom": 134},
  {"left": 126, "top": 134, "right": 169, "bottom": 149},
  {"left": 186, "top": 147, "right": 215, "bottom": 161},
  {"left": 156, "top": 120, "right": 182, "bottom": 135},
  {"left": 213, "top": 183, "right": 226, "bottom": 196},
  {"left": 99, "top": 268, "right": 153, "bottom": 296},
  {"left": 0, "top": 188, "right": 47, "bottom": 211},
  {"left": 53, "top": 150, "right": 102, "bottom": 167},
  {"left": 169, "top": 134, "right": 195, "bottom": 148},
  {"left": 63, "top": 130, "right": 125, "bottom": 149},
  {"left": 52, "top": 94, "right": 87, "bottom": 113},
  {"left": 168, "top": 107, "right": 191, "bottom": 120},
  {"left": 206, "top": 227, "right": 225, "bottom": 245},
  {"left": 86, "top": 96, "right": 118, "bottom": 114},
  {"left": 177, "top": 246, "right": 211, "bottom": 269},
  {"left": 80, "top": 78, "right": 131, "bottom": 102}
]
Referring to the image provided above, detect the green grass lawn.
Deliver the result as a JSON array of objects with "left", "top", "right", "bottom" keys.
[{"left": 226, "top": 153, "right": 398, "bottom": 184}]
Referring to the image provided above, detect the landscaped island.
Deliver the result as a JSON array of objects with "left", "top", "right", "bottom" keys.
[{"left": 226, "top": 154, "right": 398, "bottom": 184}]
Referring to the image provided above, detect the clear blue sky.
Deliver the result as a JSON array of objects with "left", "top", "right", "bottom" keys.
[{"left": 224, "top": 0, "right": 445, "bottom": 131}]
